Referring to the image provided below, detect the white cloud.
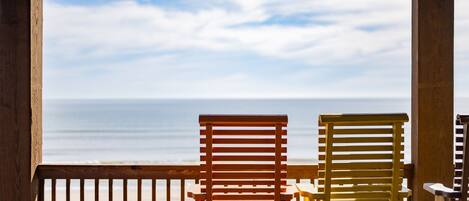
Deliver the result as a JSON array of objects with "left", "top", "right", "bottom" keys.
[{"left": 43, "top": 0, "right": 469, "bottom": 98}]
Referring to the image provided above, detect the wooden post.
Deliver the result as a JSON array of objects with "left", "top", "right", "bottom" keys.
[
  {"left": 0, "top": 0, "right": 43, "bottom": 201},
  {"left": 411, "top": 0, "right": 454, "bottom": 201}
]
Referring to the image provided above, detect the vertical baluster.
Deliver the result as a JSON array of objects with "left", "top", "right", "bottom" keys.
[
  {"left": 138, "top": 179, "right": 142, "bottom": 201},
  {"left": 180, "top": 179, "right": 185, "bottom": 201},
  {"left": 109, "top": 179, "right": 113, "bottom": 201},
  {"left": 80, "top": 179, "right": 85, "bottom": 201},
  {"left": 39, "top": 179, "right": 44, "bottom": 201},
  {"left": 295, "top": 179, "right": 300, "bottom": 201},
  {"left": 66, "top": 179, "right": 70, "bottom": 201},
  {"left": 95, "top": 179, "right": 99, "bottom": 201},
  {"left": 152, "top": 179, "right": 156, "bottom": 201},
  {"left": 166, "top": 179, "right": 171, "bottom": 201},
  {"left": 123, "top": 179, "right": 128, "bottom": 201},
  {"left": 51, "top": 179, "right": 56, "bottom": 201}
]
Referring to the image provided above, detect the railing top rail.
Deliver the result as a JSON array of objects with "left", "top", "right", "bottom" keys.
[{"left": 37, "top": 163, "right": 413, "bottom": 180}]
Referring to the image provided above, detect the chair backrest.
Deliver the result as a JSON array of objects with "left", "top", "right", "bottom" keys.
[
  {"left": 454, "top": 114, "right": 469, "bottom": 200},
  {"left": 199, "top": 114, "right": 288, "bottom": 201},
  {"left": 318, "top": 113, "right": 408, "bottom": 201}
]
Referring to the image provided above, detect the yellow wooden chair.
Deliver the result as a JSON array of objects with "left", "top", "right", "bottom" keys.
[{"left": 296, "top": 113, "right": 411, "bottom": 201}]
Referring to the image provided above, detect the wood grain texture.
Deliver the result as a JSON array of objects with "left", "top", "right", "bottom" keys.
[
  {"left": 422, "top": 116, "right": 469, "bottom": 200},
  {"left": 0, "top": 0, "right": 42, "bottom": 201},
  {"left": 37, "top": 164, "right": 411, "bottom": 181},
  {"left": 412, "top": 0, "right": 454, "bottom": 200},
  {"left": 311, "top": 114, "right": 410, "bottom": 201}
]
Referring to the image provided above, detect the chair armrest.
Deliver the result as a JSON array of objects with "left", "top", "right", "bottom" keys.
[
  {"left": 399, "top": 186, "right": 412, "bottom": 199},
  {"left": 187, "top": 184, "right": 205, "bottom": 201},
  {"left": 423, "top": 183, "right": 461, "bottom": 198}
]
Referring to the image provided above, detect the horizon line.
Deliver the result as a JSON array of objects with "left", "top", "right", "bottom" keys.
[{"left": 43, "top": 97, "right": 469, "bottom": 101}]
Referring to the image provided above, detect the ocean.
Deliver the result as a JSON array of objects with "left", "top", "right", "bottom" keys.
[{"left": 43, "top": 98, "right": 469, "bottom": 164}]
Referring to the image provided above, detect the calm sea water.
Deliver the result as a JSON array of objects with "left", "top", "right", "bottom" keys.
[{"left": 43, "top": 98, "right": 469, "bottom": 164}]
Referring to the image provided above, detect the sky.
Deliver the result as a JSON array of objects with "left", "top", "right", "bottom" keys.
[{"left": 43, "top": 0, "right": 469, "bottom": 99}]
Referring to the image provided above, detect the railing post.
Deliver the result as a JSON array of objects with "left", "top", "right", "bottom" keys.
[{"left": 0, "top": 1, "right": 43, "bottom": 201}]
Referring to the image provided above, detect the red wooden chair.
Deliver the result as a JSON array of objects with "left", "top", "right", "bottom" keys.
[{"left": 187, "top": 114, "right": 294, "bottom": 201}]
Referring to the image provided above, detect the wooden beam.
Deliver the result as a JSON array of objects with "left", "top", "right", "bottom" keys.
[
  {"left": 412, "top": 0, "right": 454, "bottom": 201},
  {"left": 0, "top": 0, "right": 43, "bottom": 201}
]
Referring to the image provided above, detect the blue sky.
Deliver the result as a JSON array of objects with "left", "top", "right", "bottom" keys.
[{"left": 43, "top": 0, "right": 469, "bottom": 99}]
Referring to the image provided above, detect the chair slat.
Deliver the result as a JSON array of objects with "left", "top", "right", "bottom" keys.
[
  {"left": 319, "top": 184, "right": 393, "bottom": 192},
  {"left": 318, "top": 128, "right": 398, "bottom": 135},
  {"left": 318, "top": 178, "right": 400, "bottom": 185},
  {"left": 319, "top": 145, "right": 403, "bottom": 152},
  {"left": 201, "top": 164, "right": 286, "bottom": 171},
  {"left": 200, "top": 147, "right": 286, "bottom": 153},
  {"left": 200, "top": 138, "right": 287, "bottom": 144},
  {"left": 318, "top": 170, "right": 402, "bottom": 178},
  {"left": 319, "top": 153, "right": 403, "bottom": 160},
  {"left": 318, "top": 136, "right": 398, "bottom": 143},
  {"left": 318, "top": 162, "right": 402, "bottom": 170},
  {"left": 201, "top": 155, "right": 287, "bottom": 161},
  {"left": 201, "top": 172, "right": 287, "bottom": 179},
  {"left": 201, "top": 129, "right": 286, "bottom": 135}
]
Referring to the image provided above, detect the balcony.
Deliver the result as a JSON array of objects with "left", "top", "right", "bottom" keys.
[{"left": 37, "top": 163, "right": 414, "bottom": 201}]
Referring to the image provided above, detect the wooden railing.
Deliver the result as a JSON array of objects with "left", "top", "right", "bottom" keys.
[{"left": 37, "top": 163, "right": 414, "bottom": 201}]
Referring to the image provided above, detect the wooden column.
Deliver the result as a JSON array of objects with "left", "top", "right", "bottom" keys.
[
  {"left": 0, "top": 0, "right": 43, "bottom": 201},
  {"left": 411, "top": 0, "right": 454, "bottom": 201}
]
